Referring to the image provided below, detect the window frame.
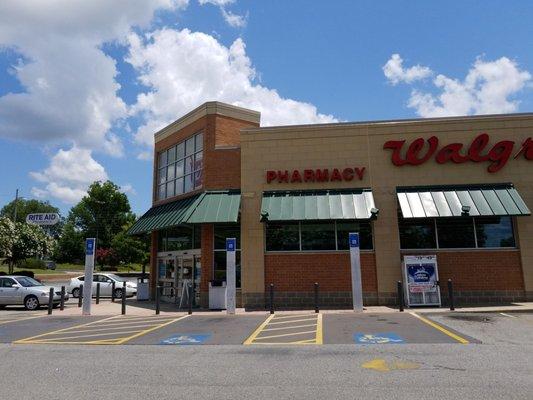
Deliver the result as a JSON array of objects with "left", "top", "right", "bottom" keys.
[{"left": 264, "top": 220, "right": 375, "bottom": 253}]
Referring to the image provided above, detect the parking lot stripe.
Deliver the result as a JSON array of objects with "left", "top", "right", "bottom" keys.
[
  {"left": 253, "top": 330, "right": 317, "bottom": 341},
  {"left": 243, "top": 314, "right": 275, "bottom": 345},
  {"left": 262, "top": 323, "right": 317, "bottom": 332},
  {"left": 409, "top": 312, "right": 469, "bottom": 344},
  {"left": 0, "top": 314, "right": 46, "bottom": 326},
  {"left": 267, "top": 317, "right": 317, "bottom": 325},
  {"left": 113, "top": 315, "right": 189, "bottom": 344},
  {"left": 316, "top": 314, "right": 323, "bottom": 344}
]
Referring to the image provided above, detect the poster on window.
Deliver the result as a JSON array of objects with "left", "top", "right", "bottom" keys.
[{"left": 402, "top": 255, "right": 441, "bottom": 306}]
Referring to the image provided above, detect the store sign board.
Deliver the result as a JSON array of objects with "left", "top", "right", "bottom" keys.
[
  {"left": 26, "top": 213, "right": 60, "bottom": 225},
  {"left": 383, "top": 133, "right": 533, "bottom": 173},
  {"left": 403, "top": 255, "right": 441, "bottom": 307},
  {"left": 266, "top": 167, "right": 366, "bottom": 183}
]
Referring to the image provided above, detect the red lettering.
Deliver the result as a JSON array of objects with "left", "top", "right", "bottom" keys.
[
  {"left": 266, "top": 170, "right": 277, "bottom": 183},
  {"left": 303, "top": 169, "right": 315, "bottom": 182},
  {"left": 435, "top": 143, "right": 469, "bottom": 164},
  {"left": 487, "top": 141, "right": 514, "bottom": 173},
  {"left": 342, "top": 168, "right": 354, "bottom": 181},
  {"left": 277, "top": 170, "right": 289, "bottom": 183},
  {"left": 405, "top": 137, "right": 439, "bottom": 165},
  {"left": 330, "top": 168, "right": 342, "bottom": 181},
  {"left": 514, "top": 138, "right": 533, "bottom": 160},
  {"left": 468, "top": 134, "right": 490, "bottom": 162},
  {"left": 315, "top": 169, "right": 329, "bottom": 182},
  {"left": 354, "top": 167, "right": 365, "bottom": 180},
  {"left": 383, "top": 140, "right": 407, "bottom": 166},
  {"left": 291, "top": 170, "right": 303, "bottom": 183}
]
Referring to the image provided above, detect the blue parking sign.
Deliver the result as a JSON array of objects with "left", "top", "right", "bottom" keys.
[
  {"left": 349, "top": 232, "right": 359, "bottom": 248},
  {"left": 226, "top": 238, "right": 236, "bottom": 252},
  {"left": 160, "top": 334, "right": 211, "bottom": 345},
  {"left": 85, "top": 238, "right": 95, "bottom": 255}
]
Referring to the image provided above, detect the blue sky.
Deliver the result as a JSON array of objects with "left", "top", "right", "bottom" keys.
[{"left": 0, "top": 0, "right": 532, "bottom": 216}]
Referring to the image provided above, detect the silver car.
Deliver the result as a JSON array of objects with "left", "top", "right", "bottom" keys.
[{"left": 0, "top": 276, "right": 67, "bottom": 310}]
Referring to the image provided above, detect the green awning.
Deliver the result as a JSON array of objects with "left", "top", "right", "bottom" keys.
[
  {"left": 261, "top": 190, "right": 377, "bottom": 221},
  {"left": 128, "top": 191, "right": 241, "bottom": 235},
  {"left": 397, "top": 184, "right": 530, "bottom": 219},
  {"left": 187, "top": 191, "right": 241, "bottom": 223}
]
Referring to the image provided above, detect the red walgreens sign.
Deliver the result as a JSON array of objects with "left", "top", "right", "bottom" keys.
[
  {"left": 266, "top": 167, "right": 366, "bottom": 183},
  {"left": 383, "top": 133, "right": 533, "bottom": 173}
]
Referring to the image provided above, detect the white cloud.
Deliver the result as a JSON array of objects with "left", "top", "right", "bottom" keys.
[
  {"left": 198, "top": 0, "right": 247, "bottom": 28},
  {"left": 0, "top": 0, "right": 188, "bottom": 201},
  {"left": 29, "top": 147, "right": 108, "bottom": 204},
  {"left": 127, "top": 29, "right": 337, "bottom": 148},
  {"left": 383, "top": 54, "right": 432, "bottom": 85},
  {"left": 120, "top": 183, "right": 137, "bottom": 196},
  {"left": 405, "top": 57, "right": 532, "bottom": 117},
  {"left": 137, "top": 151, "right": 154, "bottom": 161}
]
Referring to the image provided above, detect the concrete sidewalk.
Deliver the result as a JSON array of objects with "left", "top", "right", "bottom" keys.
[{"left": 55, "top": 299, "right": 533, "bottom": 317}]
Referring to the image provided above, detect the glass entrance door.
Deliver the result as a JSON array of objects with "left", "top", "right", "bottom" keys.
[{"left": 157, "top": 252, "right": 201, "bottom": 307}]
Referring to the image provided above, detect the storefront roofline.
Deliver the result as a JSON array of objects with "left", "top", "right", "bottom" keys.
[
  {"left": 240, "top": 112, "right": 533, "bottom": 136},
  {"left": 154, "top": 101, "right": 260, "bottom": 143}
]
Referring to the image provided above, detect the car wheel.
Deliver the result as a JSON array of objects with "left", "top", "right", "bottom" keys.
[
  {"left": 114, "top": 288, "right": 123, "bottom": 299},
  {"left": 0, "top": 305, "right": 6, "bottom": 310},
  {"left": 72, "top": 287, "right": 80, "bottom": 298},
  {"left": 24, "top": 295, "right": 40, "bottom": 311},
  {"left": 52, "top": 303, "right": 60, "bottom": 309}
]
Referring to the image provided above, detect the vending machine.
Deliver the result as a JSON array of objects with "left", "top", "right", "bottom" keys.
[{"left": 402, "top": 255, "right": 441, "bottom": 307}]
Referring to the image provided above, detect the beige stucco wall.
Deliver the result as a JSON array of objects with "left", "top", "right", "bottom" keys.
[{"left": 240, "top": 114, "right": 533, "bottom": 301}]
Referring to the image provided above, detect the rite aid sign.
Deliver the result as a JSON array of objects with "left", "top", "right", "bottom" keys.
[{"left": 26, "top": 213, "right": 60, "bottom": 226}]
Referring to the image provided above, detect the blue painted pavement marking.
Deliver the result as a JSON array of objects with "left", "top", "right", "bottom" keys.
[
  {"left": 353, "top": 332, "right": 405, "bottom": 344},
  {"left": 159, "top": 333, "right": 211, "bottom": 345}
]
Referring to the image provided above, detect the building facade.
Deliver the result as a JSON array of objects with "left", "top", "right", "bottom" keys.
[{"left": 130, "top": 101, "right": 533, "bottom": 310}]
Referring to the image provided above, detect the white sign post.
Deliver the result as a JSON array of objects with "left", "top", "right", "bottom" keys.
[
  {"left": 225, "top": 237, "right": 236, "bottom": 314},
  {"left": 349, "top": 232, "right": 364, "bottom": 312},
  {"left": 82, "top": 238, "right": 96, "bottom": 316},
  {"left": 25, "top": 213, "right": 60, "bottom": 225}
]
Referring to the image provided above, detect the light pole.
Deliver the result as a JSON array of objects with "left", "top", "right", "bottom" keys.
[{"left": 12, "top": 189, "right": 19, "bottom": 222}]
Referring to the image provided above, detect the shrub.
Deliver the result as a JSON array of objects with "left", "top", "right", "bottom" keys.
[
  {"left": 15, "top": 270, "right": 35, "bottom": 278},
  {"left": 19, "top": 258, "right": 46, "bottom": 270}
]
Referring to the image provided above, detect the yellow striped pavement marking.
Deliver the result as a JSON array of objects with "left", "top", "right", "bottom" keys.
[
  {"left": 267, "top": 317, "right": 318, "bottom": 325},
  {"left": 243, "top": 314, "right": 275, "bottom": 345},
  {"left": 409, "top": 312, "right": 469, "bottom": 344},
  {"left": 244, "top": 313, "right": 322, "bottom": 345},
  {"left": 253, "top": 330, "right": 317, "bottom": 341},
  {"left": 262, "top": 323, "right": 317, "bottom": 332}
]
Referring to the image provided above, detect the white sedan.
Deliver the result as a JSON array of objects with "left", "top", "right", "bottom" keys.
[{"left": 69, "top": 273, "right": 137, "bottom": 298}]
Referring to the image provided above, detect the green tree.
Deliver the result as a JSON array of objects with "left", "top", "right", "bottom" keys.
[
  {"left": 53, "top": 221, "right": 84, "bottom": 263},
  {"left": 111, "top": 230, "right": 149, "bottom": 266},
  {"left": 0, "top": 198, "right": 62, "bottom": 237},
  {"left": 68, "top": 181, "right": 135, "bottom": 249},
  {"left": 0, "top": 217, "right": 56, "bottom": 274}
]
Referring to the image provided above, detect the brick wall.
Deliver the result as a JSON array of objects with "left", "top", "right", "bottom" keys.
[{"left": 264, "top": 252, "right": 377, "bottom": 292}]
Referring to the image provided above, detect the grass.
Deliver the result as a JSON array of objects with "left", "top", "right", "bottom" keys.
[{"left": 0, "top": 261, "right": 145, "bottom": 275}]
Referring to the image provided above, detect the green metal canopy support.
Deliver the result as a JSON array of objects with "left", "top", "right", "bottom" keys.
[
  {"left": 128, "top": 191, "right": 241, "bottom": 235},
  {"left": 397, "top": 184, "right": 530, "bottom": 218},
  {"left": 260, "top": 190, "right": 377, "bottom": 221}
]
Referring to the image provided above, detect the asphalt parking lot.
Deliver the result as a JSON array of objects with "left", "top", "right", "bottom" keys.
[{"left": 0, "top": 307, "right": 488, "bottom": 346}]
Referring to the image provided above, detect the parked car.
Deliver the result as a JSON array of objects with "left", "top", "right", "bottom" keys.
[
  {"left": 68, "top": 273, "right": 137, "bottom": 298},
  {"left": 0, "top": 275, "right": 68, "bottom": 310},
  {"left": 43, "top": 260, "right": 56, "bottom": 270}
]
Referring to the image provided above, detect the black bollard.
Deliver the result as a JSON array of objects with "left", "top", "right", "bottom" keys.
[
  {"left": 60, "top": 286, "right": 65, "bottom": 311},
  {"left": 96, "top": 283, "right": 100, "bottom": 305},
  {"left": 48, "top": 287, "right": 54, "bottom": 315},
  {"left": 78, "top": 285, "right": 83, "bottom": 308},
  {"left": 269, "top": 283, "right": 274, "bottom": 314},
  {"left": 155, "top": 285, "right": 161, "bottom": 315},
  {"left": 397, "top": 281, "right": 404, "bottom": 312},
  {"left": 314, "top": 282, "right": 319, "bottom": 313},
  {"left": 188, "top": 282, "right": 193, "bottom": 315},
  {"left": 121, "top": 281, "right": 126, "bottom": 315},
  {"left": 448, "top": 279, "right": 455, "bottom": 311},
  {"left": 111, "top": 281, "right": 116, "bottom": 302}
]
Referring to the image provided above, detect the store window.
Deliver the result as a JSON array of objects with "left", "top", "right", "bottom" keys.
[
  {"left": 266, "top": 221, "right": 374, "bottom": 251},
  {"left": 398, "top": 215, "right": 516, "bottom": 249},
  {"left": 157, "top": 132, "right": 203, "bottom": 200},
  {"left": 398, "top": 218, "right": 437, "bottom": 249},
  {"left": 157, "top": 225, "right": 201, "bottom": 252},
  {"left": 475, "top": 217, "right": 515, "bottom": 248},
  {"left": 213, "top": 224, "right": 241, "bottom": 287}
]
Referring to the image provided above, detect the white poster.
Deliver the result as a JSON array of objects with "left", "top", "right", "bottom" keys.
[{"left": 402, "top": 255, "right": 441, "bottom": 307}]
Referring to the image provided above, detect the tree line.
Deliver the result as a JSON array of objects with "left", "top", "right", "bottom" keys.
[{"left": 0, "top": 181, "right": 148, "bottom": 273}]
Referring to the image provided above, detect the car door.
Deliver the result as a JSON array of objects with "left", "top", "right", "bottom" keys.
[
  {"left": 99, "top": 275, "right": 114, "bottom": 296},
  {"left": 0, "top": 277, "right": 22, "bottom": 304}
]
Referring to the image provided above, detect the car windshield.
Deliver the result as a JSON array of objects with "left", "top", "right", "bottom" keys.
[
  {"left": 106, "top": 274, "right": 125, "bottom": 282},
  {"left": 16, "top": 277, "right": 44, "bottom": 287}
]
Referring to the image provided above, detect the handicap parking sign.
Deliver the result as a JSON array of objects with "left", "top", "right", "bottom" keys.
[
  {"left": 160, "top": 334, "right": 211, "bottom": 345},
  {"left": 349, "top": 233, "right": 359, "bottom": 248},
  {"left": 354, "top": 332, "right": 404, "bottom": 344}
]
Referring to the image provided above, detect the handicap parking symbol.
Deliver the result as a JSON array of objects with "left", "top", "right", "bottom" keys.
[
  {"left": 354, "top": 332, "right": 404, "bottom": 344},
  {"left": 160, "top": 333, "right": 211, "bottom": 345}
]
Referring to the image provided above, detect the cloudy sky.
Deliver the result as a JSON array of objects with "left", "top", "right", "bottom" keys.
[{"left": 0, "top": 0, "right": 532, "bottom": 215}]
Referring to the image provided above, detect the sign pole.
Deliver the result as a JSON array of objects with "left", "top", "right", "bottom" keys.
[
  {"left": 82, "top": 238, "right": 96, "bottom": 316},
  {"left": 349, "top": 232, "right": 364, "bottom": 312},
  {"left": 225, "top": 238, "right": 236, "bottom": 315}
]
